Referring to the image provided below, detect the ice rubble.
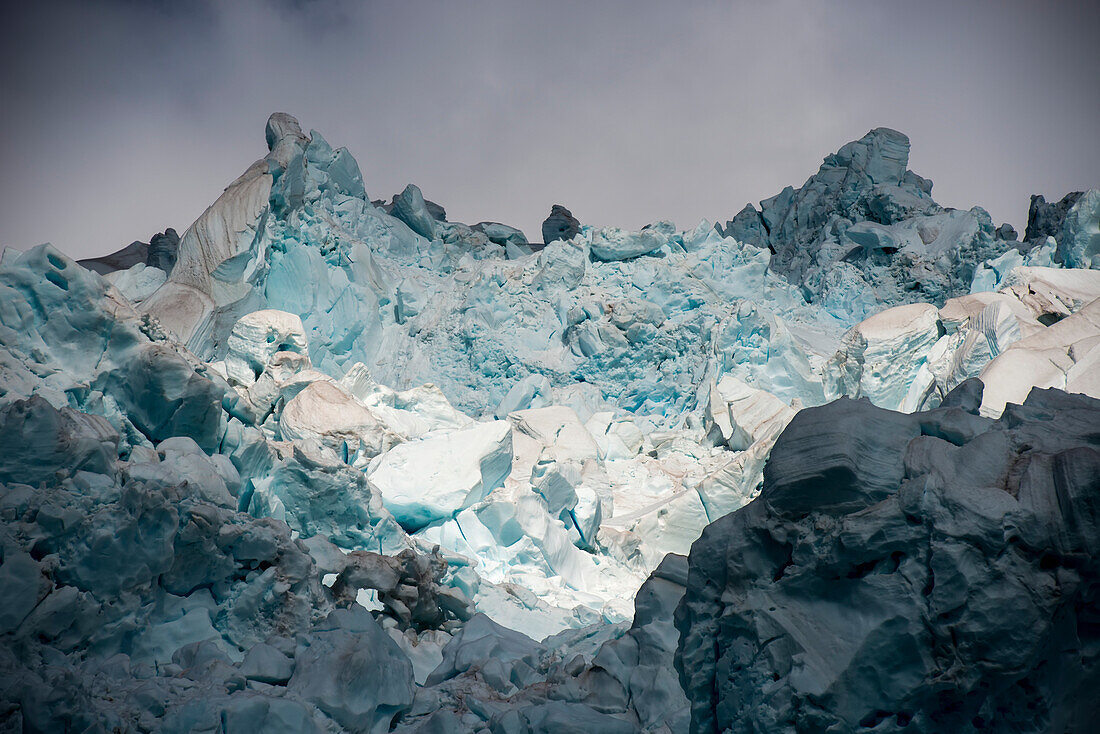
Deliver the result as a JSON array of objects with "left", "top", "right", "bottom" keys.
[{"left": 2, "top": 112, "right": 1099, "bottom": 731}]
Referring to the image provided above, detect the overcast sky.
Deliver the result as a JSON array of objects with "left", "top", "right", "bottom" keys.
[{"left": 1, "top": 0, "right": 1097, "bottom": 259}]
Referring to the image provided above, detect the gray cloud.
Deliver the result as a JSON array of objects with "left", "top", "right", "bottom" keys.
[{"left": 1, "top": 0, "right": 1097, "bottom": 259}]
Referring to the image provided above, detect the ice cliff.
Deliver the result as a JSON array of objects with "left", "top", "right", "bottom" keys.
[{"left": 1, "top": 112, "right": 1098, "bottom": 732}]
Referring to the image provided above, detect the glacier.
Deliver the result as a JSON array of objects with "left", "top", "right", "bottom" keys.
[{"left": 1, "top": 112, "right": 1098, "bottom": 732}]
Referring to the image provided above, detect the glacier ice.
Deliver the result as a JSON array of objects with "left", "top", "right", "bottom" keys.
[
  {"left": 367, "top": 420, "right": 513, "bottom": 531},
  {"left": 79, "top": 228, "right": 180, "bottom": 276},
  {"left": 718, "top": 127, "right": 1010, "bottom": 319},
  {"left": 542, "top": 204, "right": 581, "bottom": 244},
  {"left": 676, "top": 386, "right": 1100, "bottom": 732},
  {"left": 105, "top": 262, "right": 167, "bottom": 304},
  {"left": 1056, "top": 188, "right": 1100, "bottom": 268},
  {"left": 3, "top": 112, "right": 1100, "bottom": 732}
]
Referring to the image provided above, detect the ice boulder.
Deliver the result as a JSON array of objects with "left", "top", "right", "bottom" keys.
[
  {"left": 472, "top": 221, "right": 528, "bottom": 248},
  {"left": 223, "top": 309, "right": 309, "bottom": 388},
  {"left": 0, "top": 395, "right": 119, "bottom": 486},
  {"left": 494, "top": 374, "right": 553, "bottom": 418},
  {"left": 1025, "top": 190, "right": 1083, "bottom": 242},
  {"left": 604, "top": 488, "right": 710, "bottom": 570},
  {"left": 584, "top": 412, "right": 644, "bottom": 460},
  {"left": 425, "top": 613, "right": 544, "bottom": 690},
  {"left": 1056, "top": 188, "right": 1100, "bottom": 268},
  {"left": 390, "top": 183, "right": 437, "bottom": 241},
  {"left": 367, "top": 420, "right": 513, "bottom": 531},
  {"left": 279, "top": 381, "right": 398, "bottom": 463},
  {"left": 938, "top": 291, "right": 1041, "bottom": 339},
  {"left": 998, "top": 265, "right": 1100, "bottom": 320},
  {"left": 705, "top": 375, "right": 796, "bottom": 452},
  {"left": 245, "top": 437, "right": 405, "bottom": 551},
  {"left": 826, "top": 302, "right": 941, "bottom": 411},
  {"left": 979, "top": 297, "right": 1100, "bottom": 416},
  {"left": 542, "top": 204, "right": 581, "bottom": 244},
  {"left": 287, "top": 608, "right": 414, "bottom": 733},
  {"left": 533, "top": 237, "right": 588, "bottom": 290},
  {"left": 340, "top": 363, "right": 472, "bottom": 434},
  {"left": 507, "top": 406, "right": 600, "bottom": 465},
  {"left": 695, "top": 444, "right": 770, "bottom": 521},
  {"left": 923, "top": 297, "right": 1029, "bottom": 400},
  {"left": 589, "top": 224, "right": 670, "bottom": 261},
  {"left": 761, "top": 396, "right": 918, "bottom": 518}
]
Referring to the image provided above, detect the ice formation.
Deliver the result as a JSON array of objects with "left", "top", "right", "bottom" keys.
[
  {"left": 1, "top": 113, "right": 1098, "bottom": 732},
  {"left": 676, "top": 385, "right": 1100, "bottom": 732}
]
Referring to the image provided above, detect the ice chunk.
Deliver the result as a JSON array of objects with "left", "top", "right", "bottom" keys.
[
  {"left": 104, "top": 262, "right": 166, "bottom": 304},
  {"left": 584, "top": 412, "right": 644, "bottom": 460},
  {"left": 280, "top": 381, "right": 397, "bottom": 462},
  {"left": 472, "top": 221, "right": 528, "bottom": 248},
  {"left": 341, "top": 363, "right": 472, "bottom": 433},
  {"left": 495, "top": 374, "right": 553, "bottom": 418},
  {"left": 705, "top": 376, "right": 796, "bottom": 452},
  {"left": 979, "top": 297, "right": 1100, "bottom": 416},
  {"left": 287, "top": 608, "right": 414, "bottom": 733},
  {"left": 0, "top": 396, "right": 119, "bottom": 485},
  {"left": 387, "top": 628, "right": 451, "bottom": 685},
  {"left": 224, "top": 309, "right": 309, "bottom": 388},
  {"left": 602, "top": 489, "right": 709, "bottom": 569},
  {"left": 1057, "top": 189, "right": 1100, "bottom": 269},
  {"left": 390, "top": 183, "right": 437, "bottom": 240},
  {"left": 239, "top": 642, "right": 294, "bottom": 684},
  {"left": 507, "top": 406, "right": 600, "bottom": 464},
  {"left": 368, "top": 420, "right": 512, "bottom": 530},
  {"left": 998, "top": 265, "right": 1100, "bottom": 320},
  {"left": 542, "top": 204, "right": 581, "bottom": 244},
  {"left": 589, "top": 224, "right": 669, "bottom": 261},
  {"left": 425, "top": 613, "right": 544, "bottom": 689},
  {"left": 826, "top": 302, "right": 941, "bottom": 411}
]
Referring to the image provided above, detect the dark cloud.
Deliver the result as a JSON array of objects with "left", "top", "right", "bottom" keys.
[{"left": 1, "top": 0, "right": 1097, "bottom": 258}]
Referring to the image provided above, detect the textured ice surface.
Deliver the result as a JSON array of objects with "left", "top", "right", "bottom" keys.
[
  {"left": 1056, "top": 189, "right": 1100, "bottom": 268},
  {"left": 676, "top": 386, "right": 1100, "bottom": 732},
  {"left": 368, "top": 420, "right": 513, "bottom": 530},
  {"left": 718, "top": 127, "right": 1014, "bottom": 319},
  {"left": 3, "top": 113, "right": 1099, "bottom": 732}
]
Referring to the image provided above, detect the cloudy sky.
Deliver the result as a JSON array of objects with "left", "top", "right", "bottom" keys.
[{"left": 1, "top": 0, "right": 1097, "bottom": 259}]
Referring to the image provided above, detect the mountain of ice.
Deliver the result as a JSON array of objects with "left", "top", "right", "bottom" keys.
[
  {"left": 717, "top": 127, "right": 1016, "bottom": 321},
  {"left": 1, "top": 112, "right": 1098, "bottom": 732}
]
